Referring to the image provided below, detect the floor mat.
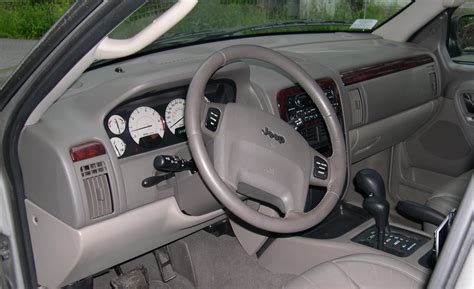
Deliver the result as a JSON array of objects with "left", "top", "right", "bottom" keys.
[
  {"left": 93, "top": 230, "right": 294, "bottom": 289},
  {"left": 179, "top": 230, "right": 295, "bottom": 289}
]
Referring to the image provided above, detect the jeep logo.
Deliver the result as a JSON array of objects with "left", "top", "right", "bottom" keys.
[{"left": 261, "top": 127, "right": 285, "bottom": 144}]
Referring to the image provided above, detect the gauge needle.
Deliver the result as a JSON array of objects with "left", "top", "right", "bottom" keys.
[
  {"left": 169, "top": 116, "right": 184, "bottom": 129},
  {"left": 115, "top": 119, "right": 120, "bottom": 133},
  {"left": 113, "top": 144, "right": 119, "bottom": 153},
  {"left": 131, "top": 125, "right": 153, "bottom": 132}
]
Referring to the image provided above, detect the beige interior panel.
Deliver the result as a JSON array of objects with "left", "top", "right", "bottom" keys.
[
  {"left": 349, "top": 100, "right": 437, "bottom": 163},
  {"left": 26, "top": 198, "right": 224, "bottom": 288}
]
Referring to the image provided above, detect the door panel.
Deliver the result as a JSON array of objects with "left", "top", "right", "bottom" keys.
[
  {"left": 405, "top": 95, "right": 473, "bottom": 177},
  {"left": 390, "top": 92, "right": 474, "bottom": 206},
  {"left": 390, "top": 11, "right": 474, "bottom": 206}
]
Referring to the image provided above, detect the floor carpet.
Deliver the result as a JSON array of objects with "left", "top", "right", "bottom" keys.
[{"left": 93, "top": 230, "right": 295, "bottom": 289}]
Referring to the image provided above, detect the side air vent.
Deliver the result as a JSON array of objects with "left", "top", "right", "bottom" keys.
[
  {"left": 348, "top": 88, "right": 364, "bottom": 126},
  {"left": 80, "top": 161, "right": 113, "bottom": 219},
  {"left": 427, "top": 65, "right": 438, "bottom": 96}
]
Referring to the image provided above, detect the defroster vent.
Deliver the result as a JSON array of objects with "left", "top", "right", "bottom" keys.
[{"left": 80, "top": 161, "right": 113, "bottom": 219}]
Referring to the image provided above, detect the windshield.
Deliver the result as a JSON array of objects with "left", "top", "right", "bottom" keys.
[{"left": 109, "top": 0, "right": 413, "bottom": 51}]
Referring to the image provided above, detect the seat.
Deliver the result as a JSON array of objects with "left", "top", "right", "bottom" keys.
[
  {"left": 283, "top": 253, "right": 427, "bottom": 289},
  {"left": 425, "top": 170, "right": 473, "bottom": 215},
  {"left": 424, "top": 169, "right": 473, "bottom": 233}
]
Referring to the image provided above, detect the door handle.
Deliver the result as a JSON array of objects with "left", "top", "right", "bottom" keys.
[{"left": 462, "top": 93, "right": 474, "bottom": 113}]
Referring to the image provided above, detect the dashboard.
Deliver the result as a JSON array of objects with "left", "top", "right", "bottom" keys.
[
  {"left": 18, "top": 33, "right": 443, "bottom": 288},
  {"left": 104, "top": 79, "right": 236, "bottom": 158}
]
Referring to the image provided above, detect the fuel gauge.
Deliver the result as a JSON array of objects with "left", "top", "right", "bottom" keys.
[{"left": 110, "top": 137, "right": 126, "bottom": 157}]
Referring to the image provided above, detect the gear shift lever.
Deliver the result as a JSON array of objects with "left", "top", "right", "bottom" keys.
[
  {"left": 354, "top": 169, "right": 386, "bottom": 199},
  {"left": 354, "top": 169, "right": 390, "bottom": 250}
]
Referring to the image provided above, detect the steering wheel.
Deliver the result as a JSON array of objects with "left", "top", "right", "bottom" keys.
[{"left": 185, "top": 45, "right": 346, "bottom": 233}]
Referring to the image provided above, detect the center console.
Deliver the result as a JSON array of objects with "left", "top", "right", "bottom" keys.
[
  {"left": 276, "top": 78, "right": 342, "bottom": 156},
  {"left": 352, "top": 225, "right": 429, "bottom": 257},
  {"left": 293, "top": 168, "right": 437, "bottom": 272}
]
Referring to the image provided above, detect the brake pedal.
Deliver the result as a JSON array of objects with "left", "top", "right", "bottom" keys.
[{"left": 154, "top": 246, "right": 176, "bottom": 282}]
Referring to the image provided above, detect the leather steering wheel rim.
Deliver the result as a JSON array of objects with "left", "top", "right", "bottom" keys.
[{"left": 185, "top": 45, "right": 346, "bottom": 233}]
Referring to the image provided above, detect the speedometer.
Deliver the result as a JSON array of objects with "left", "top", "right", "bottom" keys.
[
  {"left": 165, "top": 98, "right": 185, "bottom": 134},
  {"left": 128, "top": 106, "right": 165, "bottom": 147}
]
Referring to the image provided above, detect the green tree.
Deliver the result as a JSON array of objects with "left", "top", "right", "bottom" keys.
[{"left": 347, "top": 0, "right": 364, "bottom": 12}]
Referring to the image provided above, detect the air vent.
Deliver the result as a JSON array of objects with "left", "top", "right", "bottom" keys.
[
  {"left": 427, "top": 65, "right": 438, "bottom": 96},
  {"left": 348, "top": 88, "right": 364, "bottom": 126},
  {"left": 80, "top": 161, "right": 113, "bottom": 219},
  {"left": 429, "top": 72, "right": 438, "bottom": 96}
]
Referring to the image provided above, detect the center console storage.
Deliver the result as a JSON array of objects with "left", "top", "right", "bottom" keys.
[{"left": 302, "top": 202, "right": 371, "bottom": 239}]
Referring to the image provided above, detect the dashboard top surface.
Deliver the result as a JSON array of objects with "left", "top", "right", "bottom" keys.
[{"left": 62, "top": 33, "right": 429, "bottom": 100}]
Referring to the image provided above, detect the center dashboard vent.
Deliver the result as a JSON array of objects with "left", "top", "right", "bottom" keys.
[
  {"left": 427, "top": 65, "right": 439, "bottom": 96},
  {"left": 80, "top": 161, "right": 113, "bottom": 219}
]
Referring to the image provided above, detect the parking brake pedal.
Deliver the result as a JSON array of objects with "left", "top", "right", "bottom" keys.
[{"left": 153, "top": 246, "right": 176, "bottom": 282}]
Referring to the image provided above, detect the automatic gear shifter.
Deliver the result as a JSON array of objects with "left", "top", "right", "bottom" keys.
[{"left": 354, "top": 169, "right": 390, "bottom": 250}]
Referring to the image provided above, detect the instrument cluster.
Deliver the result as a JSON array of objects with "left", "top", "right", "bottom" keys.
[{"left": 104, "top": 79, "right": 236, "bottom": 159}]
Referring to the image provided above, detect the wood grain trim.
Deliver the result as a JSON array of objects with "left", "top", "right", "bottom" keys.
[{"left": 341, "top": 54, "right": 434, "bottom": 86}]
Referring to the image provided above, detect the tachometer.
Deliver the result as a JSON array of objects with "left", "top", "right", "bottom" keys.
[
  {"left": 107, "top": 115, "right": 126, "bottom": 135},
  {"left": 110, "top": 137, "right": 126, "bottom": 157},
  {"left": 165, "top": 98, "right": 185, "bottom": 134},
  {"left": 128, "top": 106, "right": 165, "bottom": 147}
]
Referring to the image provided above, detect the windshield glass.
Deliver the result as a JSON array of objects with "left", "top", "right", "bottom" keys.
[{"left": 110, "top": 0, "right": 413, "bottom": 51}]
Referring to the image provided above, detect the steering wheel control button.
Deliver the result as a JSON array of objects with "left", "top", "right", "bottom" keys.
[
  {"left": 205, "top": 108, "right": 221, "bottom": 132},
  {"left": 313, "top": 156, "right": 328, "bottom": 179}
]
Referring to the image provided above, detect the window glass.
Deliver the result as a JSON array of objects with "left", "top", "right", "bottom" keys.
[
  {"left": 448, "top": 0, "right": 474, "bottom": 64},
  {"left": 109, "top": 0, "right": 413, "bottom": 50}
]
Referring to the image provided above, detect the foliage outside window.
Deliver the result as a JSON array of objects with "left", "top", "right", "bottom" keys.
[
  {"left": 110, "top": 0, "right": 413, "bottom": 40},
  {"left": 0, "top": 0, "right": 72, "bottom": 39}
]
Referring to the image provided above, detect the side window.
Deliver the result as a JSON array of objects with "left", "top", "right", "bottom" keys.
[{"left": 448, "top": 0, "right": 474, "bottom": 64}]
